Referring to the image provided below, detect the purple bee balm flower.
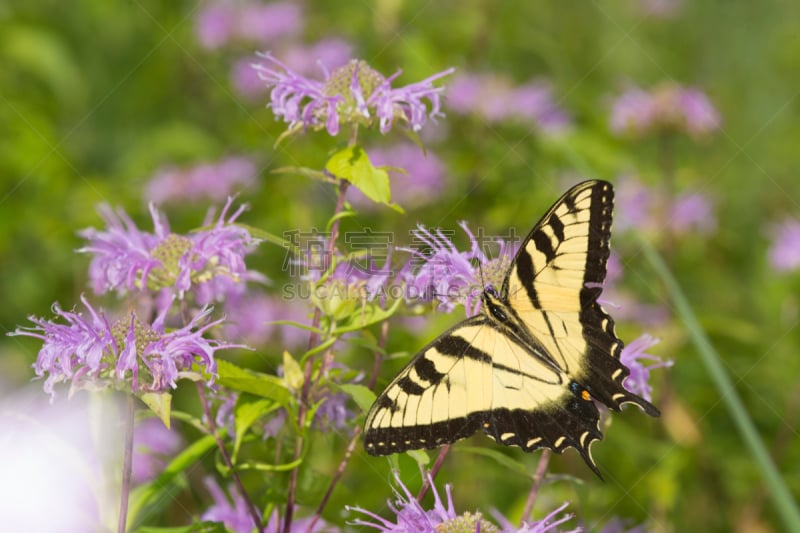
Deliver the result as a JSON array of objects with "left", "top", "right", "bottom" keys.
[
  {"left": 202, "top": 477, "right": 259, "bottom": 533},
  {"left": 222, "top": 291, "right": 311, "bottom": 349},
  {"left": 312, "top": 363, "right": 364, "bottom": 433},
  {"left": 232, "top": 56, "right": 268, "bottom": 99},
  {"left": 78, "top": 197, "right": 263, "bottom": 304},
  {"left": 677, "top": 88, "right": 721, "bottom": 136},
  {"left": 237, "top": 2, "right": 302, "bottom": 45},
  {"left": 400, "top": 223, "right": 480, "bottom": 313},
  {"left": 399, "top": 221, "right": 511, "bottom": 314},
  {"left": 492, "top": 503, "right": 580, "bottom": 533},
  {"left": 132, "top": 417, "right": 182, "bottom": 484},
  {"left": 144, "top": 156, "right": 257, "bottom": 204},
  {"left": 668, "top": 191, "right": 716, "bottom": 235},
  {"left": 348, "top": 471, "right": 578, "bottom": 533},
  {"left": 252, "top": 53, "right": 454, "bottom": 136},
  {"left": 447, "top": 73, "right": 570, "bottom": 132},
  {"left": 10, "top": 295, "right": 242, "bottom": 399},
  {"left": 615, "top": 176, "right": 716, "bottom": 237},
  {"left": 610, "top": 83, "right": 721, "bottom": 139},
  {"left": 620, "top": 334, "right": 673, "bottom": 402},
  {"left": 346, "top": 143, "right": 446, "bottom": 210},
  {"left": 769, "top": 218, "right": 800, "bottom": 272},
  {"left": 283, "top": 37, "right": 353, "bottom": 76},
  {"left": 196, "top": 3, "right": 237, "bottom": 49}
]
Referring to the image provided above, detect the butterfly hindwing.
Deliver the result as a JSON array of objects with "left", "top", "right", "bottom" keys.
[{"left": 364, "top": 315, "right": 603, "bottom": 472}]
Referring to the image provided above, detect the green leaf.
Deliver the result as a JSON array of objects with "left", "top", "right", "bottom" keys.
[
  {"left": 300, "top": 335, "right": 338, "bottom": 363},
  {"left": 282, "top": 350, "right": 305, "bottom": 390},
  {"left": 339, "top": 384, "right": 377, "bottom": 413},
  {"left": 236, "top": 456, "right": 304, "bottom": 472},
  {"left": 333, "top": 297, "right": 403, "bottom": 334},
  {"left": 325, "top": 146, "right": 405, "bottom": 213},
  {"left": 406, "top": 449, "right": 430, "bottom": 466},
  {"left": 139, "top": 392, "right": 172, "bottom": 428},
  {"left": 272, "top": 165, "right": 336, "bottom": 183},
  {"left": 456, "top": 446, "right": 529, "bottom": 474},
  {"left": 233, "top": 394, "right": 278, "bottom": 459},
  {"left": 217, "top": 360, "right": 293, "bottom": 407},
  {"left": 233, "top": 224, "right": 300, "bottom": 254}
]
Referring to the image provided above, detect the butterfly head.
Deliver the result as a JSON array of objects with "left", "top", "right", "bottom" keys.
[{"left": 481, "top": 284, "right": 511, "bottom": 323}]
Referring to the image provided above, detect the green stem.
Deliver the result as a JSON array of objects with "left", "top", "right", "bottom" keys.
[
  {"left": 637, "top": 233, "right": 800, "bottom": 531},
  {"left": 117, "top": 395, "right": 135, "bottom": 533}
]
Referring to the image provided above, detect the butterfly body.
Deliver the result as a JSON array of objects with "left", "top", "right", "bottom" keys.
[{"left": 363, "top": 180, "right": 660, "bottom": 476}]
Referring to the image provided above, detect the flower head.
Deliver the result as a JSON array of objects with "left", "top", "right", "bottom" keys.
[
  {"left": 346, "top": 143, "right": 446, "bottom": 210},
  {"left": 399, "top": 222, "right": 515, "bottom": 314},
  {"left": 196, "top": 1, "right": 302, "bottom": 50},
  {"left": 610, "top": 83, "right": 721, "bottom": 139},
  {"left": 768, "top": 218, "right": 800, "bottom": 272},
  {"left": 237, "top": 2, "right": 302, "bottom": 44},
  {"left": 222, "top": 291, "right": 310, "bottom": 349},
  {"left": 615, "top": 176, "right": 716, "bottom": 238},
  {"left": 620, "top": 334, "right": 673, "bottom": 401},
  {"left": 144, "top": 157, "right": 257, "bottom": 204},
  {"left": 195, "top": 3, "right": 237, "bottom": 49},
  {"left": 253, "top": 53, "right": 454, "bottom": 136},
  {"left": 202, "top": 477, "right": 259, "bottom": 533},
  {"left": 668, "top": 192, "right": 716, "bottom": 235},
  {"left": 348, "top": 471, "right": 578, "bottom": 533},
  {"left": 78, "top": 197, "right": 263, "bottom": 304},
  {"left": 447, "top": 73, "right": 570, "bottom": 132},
  {"left": 10, "top": 296, "right": 241, "bottom": 399}
]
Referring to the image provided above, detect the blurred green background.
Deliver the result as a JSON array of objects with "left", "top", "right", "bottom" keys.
[{"left": 2, "top": 1, "right": 800, "bottom": 532}]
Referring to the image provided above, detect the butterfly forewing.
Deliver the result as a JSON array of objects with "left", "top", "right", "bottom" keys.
[{"left": 505, "top": 181, "right": 658, "bottom": 415}]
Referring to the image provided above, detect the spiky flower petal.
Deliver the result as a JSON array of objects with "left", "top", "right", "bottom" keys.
[
  {"left": 620, "top": 334, "right": 673, "bottom": 401},
  {"left": 348, "top": 472, "right": 578, "bottom": 532},
  {"left": 253, "top": 53, "right": 454, "bottom": 136},
  {"left": 78, "top": 197, "right": 262, "bottom": 304},
  {"left": 610, "top": 83, "right": 721, "bottom": 139},
  {"left": 9, "top": 296, "right": 242, "bottom": 399}
]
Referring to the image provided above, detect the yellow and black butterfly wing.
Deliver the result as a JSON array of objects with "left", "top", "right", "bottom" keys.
[
  {"left": 504, "top": 180, "right": 659, "bottom": 416},
  {"left": 364, "top": 316, "right": 603, "bottom": 473},
  {"left": 364, "top": 317, "right": 493, "bottom": 455}
]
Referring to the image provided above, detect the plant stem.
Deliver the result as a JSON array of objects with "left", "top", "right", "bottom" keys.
[
  {"left": 305, "top": 321, "right": 392, "bottom": 532},
  {"left": 637, "top": 233, "right": 800, "bottom": 532},
  {"left": 196, "top": 384, "right": 264, "bottom": 533},
  {"left": 416, "top": 444, "right": 451, "bottom": 502},
  {"left": 305, "top": 426, "right": 362, "bottom": 533},
  {"left": 520, "top": 449, "right": 551, "bottom": 526},
  {"left": 117, "top": 395, "right": 135, "bottom": 533},
  {"left": 285, "top": 180, "right": 350, "bottom": 533}
]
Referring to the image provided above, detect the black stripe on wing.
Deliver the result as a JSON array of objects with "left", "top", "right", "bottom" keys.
[
  {"left": 364, "top": 316, "right": 490, "bottom": 456},
  {"left": 578, "top": 182, "right": 659, "bottom": 416}
]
